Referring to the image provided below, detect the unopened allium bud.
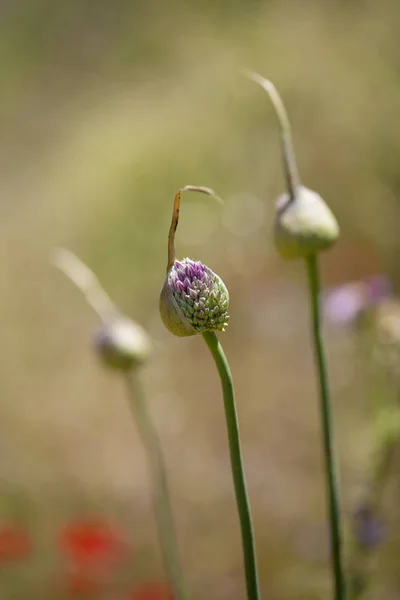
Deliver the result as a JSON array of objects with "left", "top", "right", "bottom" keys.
[
  {"left": 246, "top": 71, "right": 340, "bottom": 259},
  {"left": 94, "top": 318, "right": 151, "bottom": 371},
  {"left": 53, "top": 248, "right": 151, "bottom": 372},
  {"left": 160, "top": 257, "right": 229, "bottom": 336},
  {"left": 275, "top": 186, "right": 339, "bottom": 259},
  {"left": 159, "top": 186, "right": 229, "bottom": 337}
]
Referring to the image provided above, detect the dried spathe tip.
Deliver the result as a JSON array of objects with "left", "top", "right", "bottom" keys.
[
  {"left": 52, "top": 247, "right": 116, "bottom": 320},
  {"left": 160, "top": 186, "right": 229, "bottom": 337},
  {"left": 53, "top": 248, "right": 151, "bottom": 371},
  {"left": 166, "top": 185, "right": 223, "bottom": 272},
  {"left": 245, "top": 70, "right": 340, "bottom": 259},
  {"left": 244, "top": 70, "right": 300, "bottom": 199}
]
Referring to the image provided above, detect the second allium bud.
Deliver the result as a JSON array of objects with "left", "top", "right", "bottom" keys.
[
  {"left": 274, "top": 185, "right": 339, "bottom": 259},
  {"left": 94, "top": 318, "right": 152, "bottom": 371},
  {"left": 246, "top": 71, "right": 340, "bottom": 260}
]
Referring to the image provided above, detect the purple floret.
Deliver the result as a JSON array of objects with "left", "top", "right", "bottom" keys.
[{"left": 170, "top": 258, "right": 207, "bottom": 292}]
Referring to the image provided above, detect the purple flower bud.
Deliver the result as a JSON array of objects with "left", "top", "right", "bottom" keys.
[{"left": 160, "top": 257, "right": 229, "bottom": 337}]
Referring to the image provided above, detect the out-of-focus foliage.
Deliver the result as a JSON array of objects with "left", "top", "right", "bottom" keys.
[{"left": 1, "top": 0, "right": 400, "bottom": 598}]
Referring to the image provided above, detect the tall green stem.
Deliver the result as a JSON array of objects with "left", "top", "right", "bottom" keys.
[
  {"left": 202, "top": 331, "right": 261, "bottom": 600},
  {"left": 125, "top": 372, "right": 188, "bottom": 600},
  {"left": 305, "top": 254, "right": 345, "bottom": 600}
]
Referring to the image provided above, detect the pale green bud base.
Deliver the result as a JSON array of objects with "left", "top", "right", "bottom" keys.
[{"left": 275, "top": 186, "right": 340, "bottom": 259}]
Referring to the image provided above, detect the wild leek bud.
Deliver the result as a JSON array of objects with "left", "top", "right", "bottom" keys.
[
  {"left": 93, "top": 318, "right": 151, "bottom": 371},
  {"left": 159, "top": 186, "right": 229, "bottom": 337},
  {"left": 246, "top": 71, "right": 340, "bottom": 260},
  {"left": 53, "top": 248, "right": 151, "bottom": 371}
]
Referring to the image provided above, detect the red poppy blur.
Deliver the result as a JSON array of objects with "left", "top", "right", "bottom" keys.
[
  {"left": 59, "top": 520, "right": 125, "bottom": 565},
  {"left": 0, "top": 525, "right": 30, "bottom": 562},
  {"left": 126, "top": 583, "right": 173, "bottom": 600},
  {"left": 65, "top": 571, "right": 99, "bottom": 596}
]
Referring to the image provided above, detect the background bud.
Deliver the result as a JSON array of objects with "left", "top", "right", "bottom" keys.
[
  {"left": 160, "top": 257, "right": 229, "bottom": 337},
  {"left": 94, "top": 318, "right": 152, "bottom": 372},
  {"left": 274, "top": 186, "right": 340, "bottom": 259},
  {"left": 245, "top": 72, "right": 340, "bottom": 260}
]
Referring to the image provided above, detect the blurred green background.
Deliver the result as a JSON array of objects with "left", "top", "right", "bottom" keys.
[{"left": 1, "top": 0, "right": 400, "bottom": 598}]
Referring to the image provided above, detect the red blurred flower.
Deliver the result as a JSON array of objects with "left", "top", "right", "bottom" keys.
[
  {"left": 0, "top": 525, "right": 30, "bottom": 562},
  {"left": 65, "top": 571, "right": 99, "bottom": 596},
  {"left": 59, "top": 519, "right": 130, "bottom": 596},
  {"left": 59, "top": 519, "right": 125, "bottom": 565},
  {"left": 126, "top": 583, "right": 173, "bottom": 600}
]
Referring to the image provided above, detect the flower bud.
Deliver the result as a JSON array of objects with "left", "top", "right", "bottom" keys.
[
  {"left": 274, "top": 186, "right": 340, "bottom": 259},
  {"left": 53, "top": 248, "right": 152, "bottom": 372},
  {"left": 245, "top": 71, "right": 340, "bottom": 260},
  {"left": 160, "top": 257, "right": 229, "bottom": 337},
  {"left": 159, "top": 186, "right": 229, "bottom": 337},
  {"left": 94, "top": 318, "right": 152, "bottom": 372}
]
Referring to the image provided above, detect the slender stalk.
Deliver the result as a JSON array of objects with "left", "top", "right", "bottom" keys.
[
  {"left": 202, "top": 331, "right": 261, "bottom": 600},
  {"left": 125, "top": 372, "right": 188, "bottom": 600},
  {"left": 305, "top": 254, "right": 345, "bottom": 600}
]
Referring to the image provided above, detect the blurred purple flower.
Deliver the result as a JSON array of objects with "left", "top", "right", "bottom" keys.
[
  {"left": 323, "top": 275, "right": 392, "bottom": 325},
  {"left": 352, "top": 504, "right": 385, "bottom": 549}
]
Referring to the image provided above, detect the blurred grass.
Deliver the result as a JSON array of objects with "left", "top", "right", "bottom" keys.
[{"left": 1, "top": 0, "right": 400, "bottom": 598}]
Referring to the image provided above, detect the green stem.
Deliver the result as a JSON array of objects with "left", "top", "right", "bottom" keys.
[
  {"left": 125, "top": 372, "right": 188, "bottom": 600},
  {"left": 305, "top": 255, "right": 345, "bottom": 600},
  {"left": 202, "top": 331, "right": 261, "bottom": 600}
]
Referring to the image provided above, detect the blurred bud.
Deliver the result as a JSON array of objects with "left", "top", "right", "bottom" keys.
[
  {"left": 94, "top": 318, "right": 152, "bottom": 371},
  {"left": 160, "top": 257, "right": 229, "bottom": 337},
  {"left": 160, "top": 186, "right": 229, "bottom": 337},
  {"left": 53, "top": 248, "right": 151, "bottom": 372},
  {"left": 274, "top": 186, "right": 339, "bottom": 259},
  {"left": 245, "top": 71, "right": 340, "bottom": 259}
]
